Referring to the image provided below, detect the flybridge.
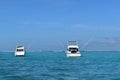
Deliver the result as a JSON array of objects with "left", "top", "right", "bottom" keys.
[
  {"left": 67, "top": 41, "right": 78, "bottom": 45},
  {"left": 17, "top": 45, "right": 24, "bottom": 48}
]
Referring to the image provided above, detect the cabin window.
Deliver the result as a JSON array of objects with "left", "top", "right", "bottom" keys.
[
  {"left": 69, "top": 48, "right": 78, "bottom": 51},
  {"left": 17, "top": 49, "right": 24, "bottom": 52}
]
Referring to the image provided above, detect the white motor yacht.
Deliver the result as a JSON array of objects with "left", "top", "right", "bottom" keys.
[
  {"left": 15, "top": 45, "right": 25, "bottom": 56},
  {"left": 66, "top": 41, "right": 81, "bottom": 57}
]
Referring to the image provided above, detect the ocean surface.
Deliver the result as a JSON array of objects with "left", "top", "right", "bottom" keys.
[{"left": 0, "top": 51, "right": 120, "bottom": 80}]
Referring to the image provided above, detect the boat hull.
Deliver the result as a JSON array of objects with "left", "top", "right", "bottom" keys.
[
  {"left": 15, "top": 52, "right": 25, "bottom": 56},
  {"left": 67, "top": 53, "right": 81, "bottom": 57}
]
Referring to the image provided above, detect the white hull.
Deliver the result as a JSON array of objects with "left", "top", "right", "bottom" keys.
[
  {"left": 15, "top": 52, "right": 25, "bottom": 56},
  {"left": 67, "top": 53, "right": 81, "bottom": 57}
]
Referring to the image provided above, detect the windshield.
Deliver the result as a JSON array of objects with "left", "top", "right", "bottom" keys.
[
  {"left": 17, "top": 49, "right": 24, "bottom": 52},
  {"left": 68, "top": 48, "right": 78, "bottom": 51}
]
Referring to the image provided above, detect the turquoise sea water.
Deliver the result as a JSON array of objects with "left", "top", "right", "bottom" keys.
[{"left": 0, "top": 51, "right": 120, "bottom": 80}]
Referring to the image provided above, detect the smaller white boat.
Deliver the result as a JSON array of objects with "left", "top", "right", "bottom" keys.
[
  {"left": 66, "top": 41, "right": 81, "bottom": 57},
  {"left": 15, "top": 45, "right": 25, "bottom": 56}
]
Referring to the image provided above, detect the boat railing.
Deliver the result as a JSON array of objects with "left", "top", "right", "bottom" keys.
[{"left": 67, "top": 41, "right": 78, "bottom": 46}]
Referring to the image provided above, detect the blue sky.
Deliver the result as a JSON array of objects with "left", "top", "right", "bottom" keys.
[{"left": 0, "top": 0, "right": 120, "bottom": 51}]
